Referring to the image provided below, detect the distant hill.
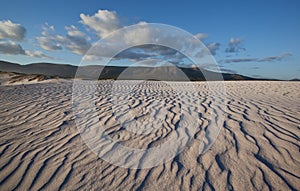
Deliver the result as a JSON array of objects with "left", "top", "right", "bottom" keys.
[
  {"left": 0, "top": 61, "right": 77, "bottom": 78},
  {"left": 289, "top": 78, "right": 300, "bottom": 81},
  {"left": 0, "top": 60, "right": 278, "bottom": 81}
]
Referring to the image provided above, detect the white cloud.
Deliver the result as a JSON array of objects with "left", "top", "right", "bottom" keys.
[
  {"left": 225, "top": 37, "right": 245, "bottom": 53},
  {"left": 25, "top": 50, "right": 52, "bottom": 59},
  {"left": 37, "top": 24, "right": 91, "bottom": 55},
  {"left": 84, "top": 22, "right": 215, "bottom": 67},
  {"left": 36, "top": 36, "right": 64, "bottom": 51},
  {"left": 36, "top": 24, "right": 64, "bottom": 51},
  {"left": 206, "top": 42, "right": 220, "bottom": 55},
  {"left": 65, "top": 25, "right": 91, "bottom": 54},
  {"left": 0, "top": 41, "right": 51, "bottom": 59},
  {"left": 35, "top": 12, "right": 219, "bottom": 65},
  {"left": 121, "top": 22, "right": 165, "bottom": 45},
  {"left": 0, "top": 20, "right": 26, "bottom": 41},
  {"left": 80, "top": 10, "right": 122, "bottom": 38},
  {"left": 36, "top": 12, "right": 215, "bottom": 63},
  {"left": 0, "top": 41, "right": 25, "bottom": 55},
  {"left": 194, "top": 33, "right": 208, "bottom": 41}
]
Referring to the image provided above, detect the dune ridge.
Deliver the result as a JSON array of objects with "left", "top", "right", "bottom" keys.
[{"left": 0, "top": 81, "right": 299, "bottom": 190}]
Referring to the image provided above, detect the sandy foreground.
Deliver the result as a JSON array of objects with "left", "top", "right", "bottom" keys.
[{"left": 0, "top": 80, "right": 299, "bottom": 190}]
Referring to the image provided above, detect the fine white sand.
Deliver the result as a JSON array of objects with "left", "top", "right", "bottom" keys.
[{"left": 0, "top": 80, "right": 299, "bottom": 190}]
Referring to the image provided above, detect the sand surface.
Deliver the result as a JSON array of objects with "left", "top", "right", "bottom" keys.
[
  {"left": 0, "top": 72, "right": 59, "bottom": 86},
  {"left": 0, "top": 81, "right": 299, "bottom": 190}
]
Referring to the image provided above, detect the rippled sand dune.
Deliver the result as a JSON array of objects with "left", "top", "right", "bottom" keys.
[{"left": 0, "top": 81, "right": 299, "bottom": 190}]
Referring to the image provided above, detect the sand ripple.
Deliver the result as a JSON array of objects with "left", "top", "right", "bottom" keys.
[{"left": 0, "top": 81, "right": 299, "bottom": 190}]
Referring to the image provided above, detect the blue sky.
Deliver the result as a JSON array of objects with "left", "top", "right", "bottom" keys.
[{"left": 0, "top": 0, "right": 299, "bottom": 79}]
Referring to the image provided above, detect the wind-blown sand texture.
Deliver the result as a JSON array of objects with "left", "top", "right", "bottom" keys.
[
  {"left": 0, "top": 71, "right": 56, "bottom": 86},
  {"left": 0, "top": 81, "right": 299, "bottom": 190}
]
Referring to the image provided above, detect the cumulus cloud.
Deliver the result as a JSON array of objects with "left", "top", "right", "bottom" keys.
[
  {"left": 25, "top": 50, "right": 52, "bottom": 59},
  {"left": 225, "top": 37, "right": 245, "bottom": 53},
  {"left": 0, "top": 20, "right": 26, "bottom": 41},
  {"left": 80, "top": 22, "right": 225, "bottom": 71},
  {"left": 222, "top": 52, "right": 292, "bottom": 63},
  {"left": 36, "top": 24, "right": 64, "bottom": 51},
  {"left": 84, "top": 44, "right": 180, "bottom": 64},
  {"left": 37, "top": 24, "right": 91, "bottom": 55},
  {"left": 206, "top": 42, "right": 220, "bottom": 55},
  {"left": 65, "top": 25, "right": 91, "bottom": 54},
  {"left": 194, "top": 33, "right": 208, "bottom": 41},
  {"left": 111, "top": 44, "right": 187, "bottom": 65},
  {"left": 0, "top": 41, "right": 25, "bottom": 55},
  {"left": 115, "top": 49, "right": 156, "bottom": 61},
  {"left": 80, "top": 10, "right": 122, "bottom": 38},
  {"left": 137, "top": 44, "right": 178, "bottom": 56},
  {"left": 34, "top": 11, "right": 220, "bottom": 66},
  {"left": 0, "top": 41, "right": 51, "bottom": 58},
  {"left": 36, "top": 12, "right": 216, "bottom": 65},
  {"left": 37, "top": 36, "right": 64, "bottom": 51}
]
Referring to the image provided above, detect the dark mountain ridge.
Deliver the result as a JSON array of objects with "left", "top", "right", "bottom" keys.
[{"left": 0, "top": 60, "right": 279, "bottom": 81}]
